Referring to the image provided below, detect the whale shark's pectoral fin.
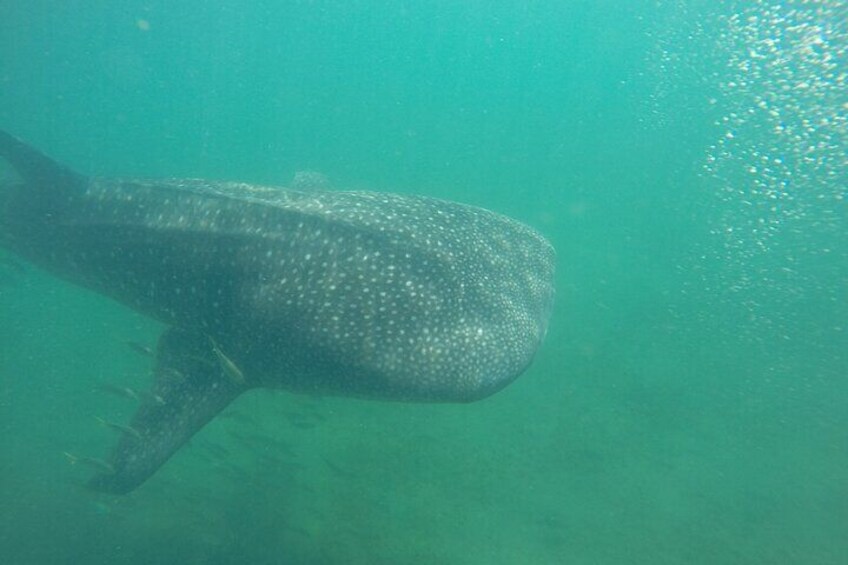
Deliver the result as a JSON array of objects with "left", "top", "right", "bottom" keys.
[{"left": 88, "top": 328, "right": 248, "bottom": 494}]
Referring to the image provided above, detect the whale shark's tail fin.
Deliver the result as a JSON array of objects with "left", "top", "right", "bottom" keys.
[
  {"left": 0, "top": 129, "right": 84, "bottom": 192},
  {"left": 88, "top": 327, "right": 247, "bottom": 494},
  {"left": 0, "top": 130, "right": 85, "bottom": 239}
]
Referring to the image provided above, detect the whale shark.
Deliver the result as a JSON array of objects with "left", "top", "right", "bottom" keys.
[{"left": 0, "top": 130, "right": 555, "bottom": 494}]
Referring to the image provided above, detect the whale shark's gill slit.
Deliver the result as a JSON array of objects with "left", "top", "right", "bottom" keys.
[{"left": 88, "top": 328, "right": 247, "bottom": 494}]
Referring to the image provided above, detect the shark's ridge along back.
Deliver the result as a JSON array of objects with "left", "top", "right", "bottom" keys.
[{"left": 0, "top": 129, "right": 555, "bottom": 493}]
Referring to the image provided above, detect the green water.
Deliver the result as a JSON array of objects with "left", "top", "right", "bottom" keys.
[{"left": 0, "top": 1, "right": 845, "bottom": 563}]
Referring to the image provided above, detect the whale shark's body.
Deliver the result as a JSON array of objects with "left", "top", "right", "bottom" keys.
[{"left": 0, "top": 130, "right": 555, "bottom": 493}]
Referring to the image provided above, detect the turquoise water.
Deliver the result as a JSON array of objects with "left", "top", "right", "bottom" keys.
[{"left": 1, "top": 1, "right": 845, "bottom": 563}]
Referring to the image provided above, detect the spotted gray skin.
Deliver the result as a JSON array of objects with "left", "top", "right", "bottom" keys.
[{"left": 0, "top": 130, "right": 555, "bottom": 493}]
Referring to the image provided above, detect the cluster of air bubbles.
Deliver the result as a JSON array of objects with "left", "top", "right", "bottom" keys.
[
  {"left": 701, "top": 0, "right": 846, "bottom": 338},
  {"left": 642, "top": 2, "right": 715, "bottom": 130}
]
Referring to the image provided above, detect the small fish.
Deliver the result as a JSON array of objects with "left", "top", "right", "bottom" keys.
[
  {"left": 0, "top": 270, "right": 17, "bottom": 286},
  {"left": 286, "top": 417, "right": 318, "bottom": 430},
  {"left": 213, "top": 461, "right": 249, "bottom": 480},
  {"left": 96, "top": 383, "right": 165, "bottom": 406},
  {"left": 94, "top": 416, "right": 143, "bottom": 441},
  {"left": 0, "top": 255, "right": 26, "bottom": 274},
  {"left": 135, "top": 389, "right": 166, "bottom": 406},
  {"left": 199, "top": 440, "right": 231, "bottom": 459},
  {"left": 63, "top": 452, "right": 115, "bottom": 474},
  {"left": 160, "top": 367, "right": 185, "bottom": 382},
  {"left": 322, "top": 457, "right": 356, "bottom": 479},
  {"left": 184, "top": 355, "right": 217, "bottom": 369},
  {"left": 209, "top": 337, "right": 246, "bottom": 385},
  {"left": 126, "top": 340, "right": 154, "bottom": 358},
  {"left": 278, "top": 516, "right": 312, "bottom": 538},
  {"left": 255, "top": 451, "right": 283, "bottom": 465},
  {"left": 225, "top": 430, "right": 295, "bottom": 456},
  {"left": 96, "top": 382, "right": 141, "bottom": 401},
  {"left": 219, "top": 410, "right": 254, "bottom": 424}
]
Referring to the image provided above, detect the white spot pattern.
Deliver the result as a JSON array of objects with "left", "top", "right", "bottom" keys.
[{"left": 46, "top": 178, "right": 555, "bottom": 401}]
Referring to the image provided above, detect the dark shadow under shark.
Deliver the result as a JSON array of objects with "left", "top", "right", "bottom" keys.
[{"left": 0, "top": 130, "right": 555, "bottom": 494}]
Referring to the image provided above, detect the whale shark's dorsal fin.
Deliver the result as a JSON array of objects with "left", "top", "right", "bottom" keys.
[
  {"left": 0, "top": 129, "right": 84, "bottom": 191},
  {"left": 88, "top": 328, "right": 247, "bottom": 494},
  {"left": 290, "top": 170, "right": 331, "bottom": 191}
]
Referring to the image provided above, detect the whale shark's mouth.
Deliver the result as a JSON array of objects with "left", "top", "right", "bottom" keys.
[{"left": 88, "top": 328, "right": 247, "bottom": 494}]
